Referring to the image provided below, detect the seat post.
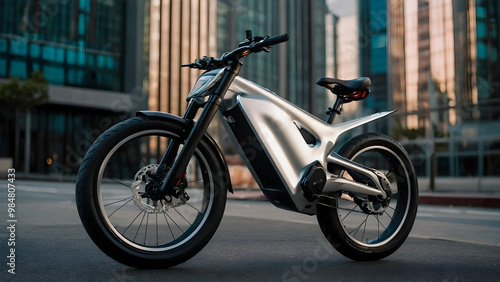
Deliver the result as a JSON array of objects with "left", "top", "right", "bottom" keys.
[{"left": 326, "top": 96, "right": 344, "bottom": 124}]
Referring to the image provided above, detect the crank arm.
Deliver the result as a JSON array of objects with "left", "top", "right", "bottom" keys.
[{"left": 324, "top": 152, "right": 390, "bottom": 199}]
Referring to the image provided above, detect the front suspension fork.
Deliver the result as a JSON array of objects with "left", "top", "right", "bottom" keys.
[
  {"left": 156, "top": 63, "right": 242, "bottom": 198},
  {"left": 158, "top": 95, "right": 223, "bottom": 197},
  {"left": 148, "top": 100, "right": 200, "bottom": 196}
]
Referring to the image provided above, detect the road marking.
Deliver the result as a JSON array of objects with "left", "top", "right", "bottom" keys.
[
  {"left": 464, "top": 209, "right": 500, "bottom": 217},
  {"left": 287, "top": 219, "right": 316, "bottom": 225},
  {"left": 16, "top": 186, "right": 60, "bottom": 194},
  {"left": 409, "top": 234, "right": 500, "bottom": 247}
]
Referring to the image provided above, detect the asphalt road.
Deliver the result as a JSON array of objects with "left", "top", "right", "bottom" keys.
[{"left": 1, "top": 181, "right": 499, "bottom": 281}]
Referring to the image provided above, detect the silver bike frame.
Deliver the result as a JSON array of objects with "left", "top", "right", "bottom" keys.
[{"left": 217, "top": 74, "right": 395, "bottom": 215}]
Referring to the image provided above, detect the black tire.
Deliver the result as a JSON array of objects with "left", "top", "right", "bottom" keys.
[
  {"left": 317, "top": 132, "right": 418, "bottom": 261},
  {"left": 76, "top": 116, "right": 227, "bottom": 268}
]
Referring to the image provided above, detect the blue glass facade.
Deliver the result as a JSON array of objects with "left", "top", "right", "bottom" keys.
[
  {"left": 368, "top": 0, "right": 388, "bottom": 75},
  {"left": 0, "top": 0, "right": 125, "bottom": 91},
  {"left": 475, "top": 0, "right": 500, "bottom": 121},
  {"left": 360, "top": 0, "right": 389, "bottom": 133},
  {"left": 0, "top": 0, "right": 145, "bottom": 177}
]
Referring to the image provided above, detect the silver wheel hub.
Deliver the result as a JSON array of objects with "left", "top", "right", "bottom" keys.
[
  {"left": 361, "top": 200, "right": 387, "bottom": 214},
  {"left": 131, "top": 164, "right": 184, "bottom": 213}
]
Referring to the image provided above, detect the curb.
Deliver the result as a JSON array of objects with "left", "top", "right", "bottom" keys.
[
  {"left": 228, "top": 189, "right": 500, "bottom": 208},
  {"left": 419, "top": 193, "right": 500, "bottom": 208}
]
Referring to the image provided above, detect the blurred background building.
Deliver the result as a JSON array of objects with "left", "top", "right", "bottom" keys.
[
  {"left": 1, "top": 0, "right": 499, "bottom": 187},
  {"left": 0, "top": 0, "right": 148, "bottom": 176},
  {"left": 328, "top": 0, "right": 500, "bottom": 182}
]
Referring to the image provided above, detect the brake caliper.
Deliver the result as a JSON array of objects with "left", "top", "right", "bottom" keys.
[{"left": 131, "top": 165, "right": 189, "bottom": 213}]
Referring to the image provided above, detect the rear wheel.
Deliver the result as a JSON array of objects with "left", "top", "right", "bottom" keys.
[
  {"left": 76, "top": 117, "right": 227, "bottom": 268},
  {"left": 317, "top": 133, "right": 418, "bottom": 261}
]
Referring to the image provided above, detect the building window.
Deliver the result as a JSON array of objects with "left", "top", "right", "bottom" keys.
[{"left": 0, "top": 0, "right": 125, "bottom": 92}]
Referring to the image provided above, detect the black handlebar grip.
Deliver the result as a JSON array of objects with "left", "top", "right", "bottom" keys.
[{"left": 258, "top": 33, "right": 289, "bottom": 47}]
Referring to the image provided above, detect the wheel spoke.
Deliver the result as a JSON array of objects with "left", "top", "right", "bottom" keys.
[
  {"left": 173, "top": 207, "right": 192, "bottom": 225},
  {"left": 340, "top": 207, "right": 355, "bottom": 222},
  {"left": 383, "top": 209, "right": 397, "bottom": 225},
  {"left": 375, "top": 213, "right": 388, "bottom": 231},
  {"left": 349, "top": 214, "right": 368, "bottom": 238},
  {"left": 104, "top": 176, "right": 132, "bottom": 189},
  {"left": 133, "top": 211, "right": 147, "bottom": 241},
  {"left": 362, "top": 215, "right": 368, "bottom": 243},
  {"left": 107, "top": 197, "right": 134, "bottom": 217},
  {"left": 104, "top": 196, "right": 133, "bottom": 207},
  {"left": 155, "top": 213, "right": 159, "bottom": 246},
  {"left": 123, "top": 210, "right": 144, "bottom": 234},
  {"left": 108, "top": 153, "right": 143, "bottom": 180},
  {"left": 144, "top": 213, "right": 149, "bottom": 244},
  {"left": 163, "top": 210, "right": 185, "bottom": 233},
  {"left": 185, "top": 202, "right": 202, "bottom": 214},
  {"left": 163, "top": 212, "right": 176, "bottom": 240},
  {"left": 135, "top": 144, "right": 148, "bottom": 167}
]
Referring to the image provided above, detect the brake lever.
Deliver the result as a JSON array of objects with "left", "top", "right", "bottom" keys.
[
  {"left": 238, "top": 39, "right": 252, "bottom": 47},
  {"left": 239, "top": 35, "right": 268, "bottom": 48},
  {"left": 181, "top": 63, "right": 198, "bottom": 68},
  {"left": 249, "top": 36, "right": 271, "bottom": 53},
  {"left": 181, "top": 56, "right": 225, "bottom": 70}
]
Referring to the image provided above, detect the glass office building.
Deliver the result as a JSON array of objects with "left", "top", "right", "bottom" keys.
[
  {"left": 146, "top": 0, "right": 218, "bottom": 117},
  {"left": 327, "top": 0, "right": 390, "bottom": 134},
  {"left": 2, "top": 0, "right": 498, "bottom": 180},
  {"left": 146, "top": 0, "right": 330, "bottom": 153},
  {"left": 0, "top": 0, "right": 125, "bottom": 91},
  {"left": 0, "top": 0, "right": 148, "bottom": 176},
  {"left": 396, "top": 0, "right": 500, "bottom": 177},
  {"left": 327, "top": 0, "right": 500, "bottom": 178},
  {"left": 217, "top": 0, "right": 329, "bottom": 117}
]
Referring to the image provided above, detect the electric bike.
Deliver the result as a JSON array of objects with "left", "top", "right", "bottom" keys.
[{"left": 76, "top": 31, "right": 418, "bottom": 268}]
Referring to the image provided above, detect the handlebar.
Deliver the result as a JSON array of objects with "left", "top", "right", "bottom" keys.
[
  {"left": 222, "top": 33, "right": 289, "bottom": 63},
  {"left": 182, "top": 32, "right": 289, "bottom": 70},
  {"left": 254, "top": 33, "right": 289, "bottom": 49}
]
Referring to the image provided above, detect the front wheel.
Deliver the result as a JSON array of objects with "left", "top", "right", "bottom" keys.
[
  {"left": 76, "top": 116, "right": 228, "bottom": 268},
  {"left": 317, "top": 133, "right": 418, "bottom": 261}
]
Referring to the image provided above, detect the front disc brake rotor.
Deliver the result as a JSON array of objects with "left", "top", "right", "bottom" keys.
[{"left": 131, "top": 164, "right": 184, "bottom": 213}]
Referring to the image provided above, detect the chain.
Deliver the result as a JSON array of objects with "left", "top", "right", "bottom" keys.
[{"left": 314, "top": 194, "right": 366, "bottom": 214}]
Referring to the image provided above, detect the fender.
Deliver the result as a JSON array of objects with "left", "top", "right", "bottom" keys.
[
  {"left": 136, "top": 111, "right": 233, "bottom": 194},
  {"left": 330, "top": 110, "right": 397, "bottom": 137}
]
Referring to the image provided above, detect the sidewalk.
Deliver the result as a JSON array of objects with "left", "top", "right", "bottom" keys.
[
  {"left": 228, "top": 187, "right": 500, "bottom": 208},
  {"left": 418, "top": 192, "right": 500, "bottom": 208}
]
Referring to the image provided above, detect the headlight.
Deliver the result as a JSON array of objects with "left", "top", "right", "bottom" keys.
[{"left": 187, "top": 68, "right": 225, "bottom": 99}]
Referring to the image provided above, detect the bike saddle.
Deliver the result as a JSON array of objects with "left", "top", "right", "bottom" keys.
[{"left": 316, "top": 77, "right": 371, "bottom": 92}]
